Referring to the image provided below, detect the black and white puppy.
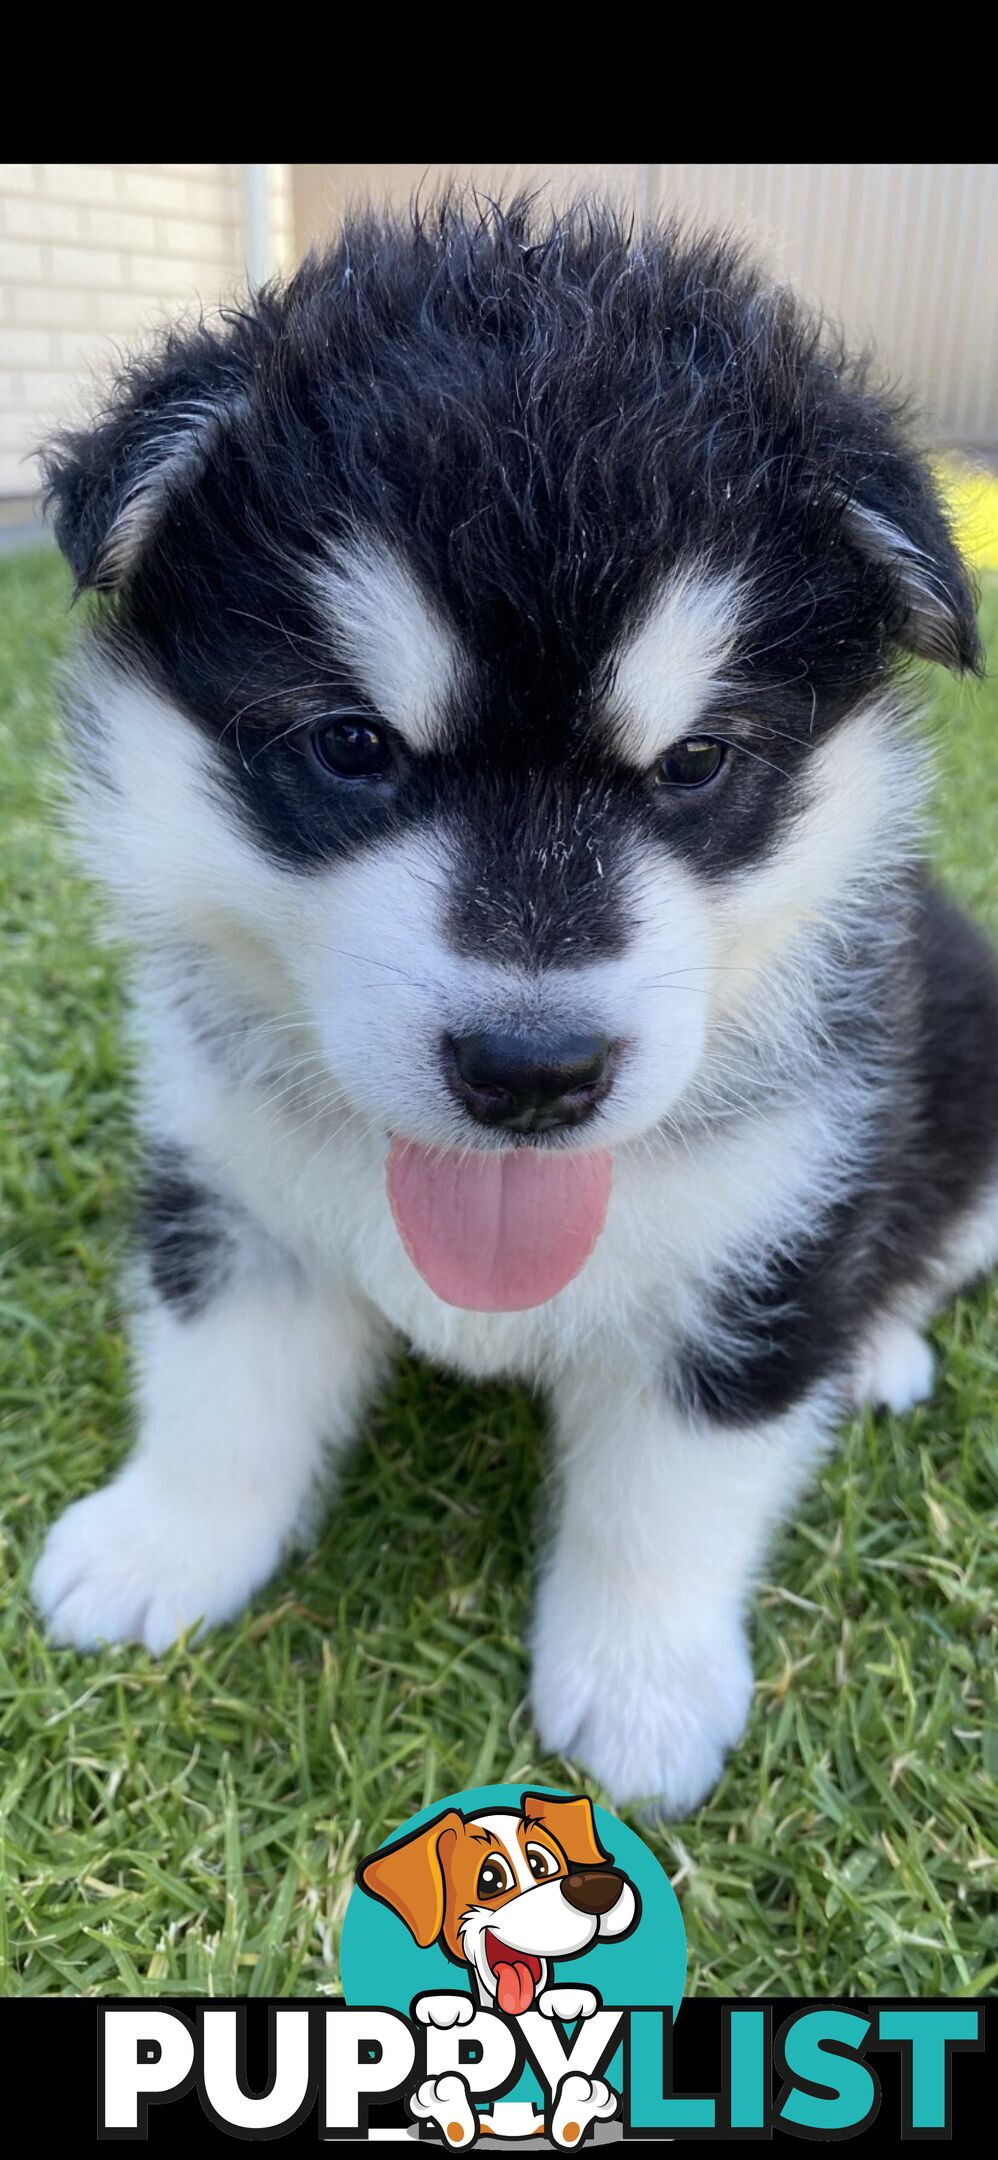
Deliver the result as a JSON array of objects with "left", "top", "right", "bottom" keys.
[{"left": 34, "top": 202, "right": 998, "bottom": 1815}]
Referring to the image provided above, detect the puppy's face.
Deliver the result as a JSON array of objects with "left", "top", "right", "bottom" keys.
[
  {"left": 48, "top": 208, "right": 976, "bottom": 1221},
  {"left": 358, "top": 1791, "right": 637, "bottom": 2011}
]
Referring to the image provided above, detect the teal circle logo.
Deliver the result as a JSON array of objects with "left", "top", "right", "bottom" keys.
[{"left": 341, "top": 1782, "right": 685, "bottom": 2127}]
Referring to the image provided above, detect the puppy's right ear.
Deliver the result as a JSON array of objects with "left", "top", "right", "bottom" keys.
[
  {"left": 40, "top": 323, "right": 251, "bottom": 595},
  {"left": 357, "top": 1810, "right": 464, "bottom": 1948},
  {"left": 840, "top": 490, "right": 981, "bottom": 675}
]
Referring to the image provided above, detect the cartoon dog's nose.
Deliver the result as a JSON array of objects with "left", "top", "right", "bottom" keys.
[
  {"left": 560, "top": 1868, "right": 624, "bottom": 1916},
  {"left": 446, "top": 1028, "right": 613, "bottom": 1134}
]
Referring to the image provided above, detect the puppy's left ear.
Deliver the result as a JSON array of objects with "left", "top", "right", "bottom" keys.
[
  {"left": 840, "top": 464, "right": 981, "bottom": 675},
  {"left": 522, "top": 1791, "right": 609, "bottom": 1869}
]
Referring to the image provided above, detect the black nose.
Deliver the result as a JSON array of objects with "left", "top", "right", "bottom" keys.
[
  {"left": 561, "top": 1868, "right": 625, "bottom": 1916},
  {"left": 446, "top": 1028, "right": 613, "bottom": 1133}
]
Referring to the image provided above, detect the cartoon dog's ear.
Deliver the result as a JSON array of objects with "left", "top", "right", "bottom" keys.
[
  {"left": 356, "top": 1810, "right": 465, "bottom": 1948},
  {"left": 522, "top": 1791, "right": 610, "bottom": 1869},
  {"left": 40, "top": 320, "right": 252, "bottom": 595}
]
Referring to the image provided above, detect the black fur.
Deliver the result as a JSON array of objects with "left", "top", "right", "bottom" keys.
[
  {"left": 673, "top": 879, "right": 998, "bottom": 1424},
  {"left": 139, "top": 1144, "right": 237, "bottom": 1318},
  {"left": 42, "top": 199, "right": 978, "bottom": 945}
]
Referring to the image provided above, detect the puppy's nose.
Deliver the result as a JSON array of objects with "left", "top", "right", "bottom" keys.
[
  {"left": 447, "top": 1028, "right": 612, "bottom": 1133},
  {"left": 561, "top": 1868, "right": 625, "bottom": 1916}
]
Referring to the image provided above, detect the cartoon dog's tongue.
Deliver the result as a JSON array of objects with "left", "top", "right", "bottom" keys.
[
  {"left": 484, "top": 1933, "right": 544, "bottom": 2014},
  {"left": 387, "top": 1140, "right": 612, "bottom": 1312},
  {"left": 496, "top": 1958, "right": 539, "bottom": 2016}
]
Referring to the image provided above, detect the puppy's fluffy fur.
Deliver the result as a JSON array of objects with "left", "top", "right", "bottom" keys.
[{"left": 34, "top": 201, "right": 998, "bottom": 1814}]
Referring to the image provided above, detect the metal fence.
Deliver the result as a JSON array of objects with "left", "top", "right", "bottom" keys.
[{"left": 293, "top": 163, "right": 997, "bottom": 447}]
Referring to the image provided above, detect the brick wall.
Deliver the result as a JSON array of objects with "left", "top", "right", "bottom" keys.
[{"left": 0, "top": 164, "right": 294, "bottom": 498}]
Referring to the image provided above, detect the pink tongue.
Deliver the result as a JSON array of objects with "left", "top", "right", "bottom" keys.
[
  {"left": 387, "top": 1140, "right": 612, "bottom": 1312},
  {"left": 496, "top": 1960, "right": 537, "bottom": 2016}
]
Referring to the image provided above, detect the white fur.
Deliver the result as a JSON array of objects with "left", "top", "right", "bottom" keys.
[
  {"left": 852, "top": 1175, "right": 998, "bottom": 1408},
  {"left": 709, "top": 701, "right": 926, "bottom": 1017},
  {"left": 609, "top": 563, "right": 744, "bottom": 765},
  {"left": 34, "top": 1279, "right": 386, "bottom": 1649},
  {"left": 313, "top": 534, "right": 463, "bottom": 749},
  {"left": 853, "top": 1320, "right": 935, "bottom": 1414},
  {"left": 922, "top": 1174, "right": 998, "bottom": 1310},
  {"left": 531, "top": 1361, "right": 836, "bottom": 1815}
]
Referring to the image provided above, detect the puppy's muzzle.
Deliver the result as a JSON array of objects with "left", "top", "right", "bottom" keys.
[
  {"left": 445, "top": 1027, "right": 614, "bottom": 1134},
  {"left": 560, "top": 1867, "right": 625, "bottom": 1915}
]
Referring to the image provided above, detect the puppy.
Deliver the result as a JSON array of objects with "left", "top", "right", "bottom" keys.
[{"left": 33, "top": 200, "right": 998, "bottom": 1816}]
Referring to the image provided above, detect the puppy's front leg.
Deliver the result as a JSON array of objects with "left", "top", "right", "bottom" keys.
[
  {"left": 34, "top": 1260, "right": 385, "bottom": 1651},
  {"left": 531, "top": 1358, "right": 833, "bottom": 1816}
]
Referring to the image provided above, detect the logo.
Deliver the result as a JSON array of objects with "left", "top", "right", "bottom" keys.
[
  {"left": 342, "top": 1780, "right": 684, "bottom": 2144},
  {"left": 93, "top": 1781, "right": 987, "bottom": 2141}
]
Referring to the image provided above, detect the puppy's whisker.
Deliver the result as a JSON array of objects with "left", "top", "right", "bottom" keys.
[
  {"left": 200, "top": 1014, "right": 317, "bottom": 1048},
  {"left": 250, "top": 1059, "right": 331, "bottom": 1120}
]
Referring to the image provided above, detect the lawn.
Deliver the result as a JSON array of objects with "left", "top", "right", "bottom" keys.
[{"left": 0, "top": 545, "right": 995, "bottom": 2001}]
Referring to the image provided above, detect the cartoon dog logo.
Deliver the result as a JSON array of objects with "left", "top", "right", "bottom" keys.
[{"left": 357, "top": 1789, "right": 639, "bottom": 2143}]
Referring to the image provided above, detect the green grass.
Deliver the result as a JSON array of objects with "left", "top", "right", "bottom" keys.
[{"left": 1, "top": 546, "right": 995, "bottom": 2001}]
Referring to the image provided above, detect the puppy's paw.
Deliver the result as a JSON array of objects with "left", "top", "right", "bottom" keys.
[
  {"left": 32, "top": 1463, "right": 286, "bottom": 1652},
  {"left": 531, "top": 1580, "right": 753, "bottom": 1818},
  {"left": 409, "top": 2072, "right": 477, "bottom": 2145},
  {"left": 537, "top": 1986, "right": 600, "bottom": 2022},
  {"left": 414, "top": 1993, "right": 476, "bottom": 2029},
  {"left": 853, "top": 1318, "right": 935, "bottom": 1414},
  {"left": 551, "top": 2072, "right": 618, "bottom": 2146}
]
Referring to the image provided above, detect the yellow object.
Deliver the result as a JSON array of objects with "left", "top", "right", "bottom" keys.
[{"left": 934, "top": 457, "right": 998, "bottom": 572}]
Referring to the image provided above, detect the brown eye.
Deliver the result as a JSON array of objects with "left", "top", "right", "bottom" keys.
[
  {"left": 654, "top": 739, "right": 727, "bottom": 789},
  {"left": 476, "top": 1855, "right": 514, "bottom": 1899},
  {"left": 309, "top": 715, "right": 393, "bottom": 779},
  {"left": 525, "top": 1843, "right": 559, "bottom": 1882}
]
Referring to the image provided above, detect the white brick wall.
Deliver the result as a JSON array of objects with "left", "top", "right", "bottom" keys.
[{"left": 0, "top": 163, "right": 295, "bottom": 498}]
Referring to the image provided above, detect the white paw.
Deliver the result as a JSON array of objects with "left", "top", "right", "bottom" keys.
[
  {"left": 537, "top": 1986, "right": 599, "bottom": 2022},
  {"left": 532, "top": 1579, "right": 753, "bottom": 1817},
  {"left": 854, "top": 1318, "right": 935, "bottom": 1414},
  {"left": 414, "top": 1993, "right": 476, "bottom": 2029},
  {"left": 32, "top": 1462, "right": 288, "bottom": 1651},
  {"left": 409, "top": 2072, "right": 476, "bottom": 2145},
  {"left": 551, "top": 2071, "right": 618, "bottom": 2146}
]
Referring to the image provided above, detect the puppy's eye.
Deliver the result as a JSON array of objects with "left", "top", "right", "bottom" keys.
[
  {"left": 309, "top": 715, "right": 393, "bottom": 779},
  {"left": 525, "top": 1843, "right": 559, "bottom": 1882},
  {"left": 477, "top": 1855, "right": 514, "bottom": 1899},
  {"left": 654, "top": 738, "right": 727, "bottom": 789}
]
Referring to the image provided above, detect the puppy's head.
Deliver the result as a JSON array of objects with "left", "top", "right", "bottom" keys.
[
  {"left": 358, "top": 1791, "right": 637, "bottom": 2011},
  {"left": 44, "top": 201, "right": 978, "bottom": 1298}
]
